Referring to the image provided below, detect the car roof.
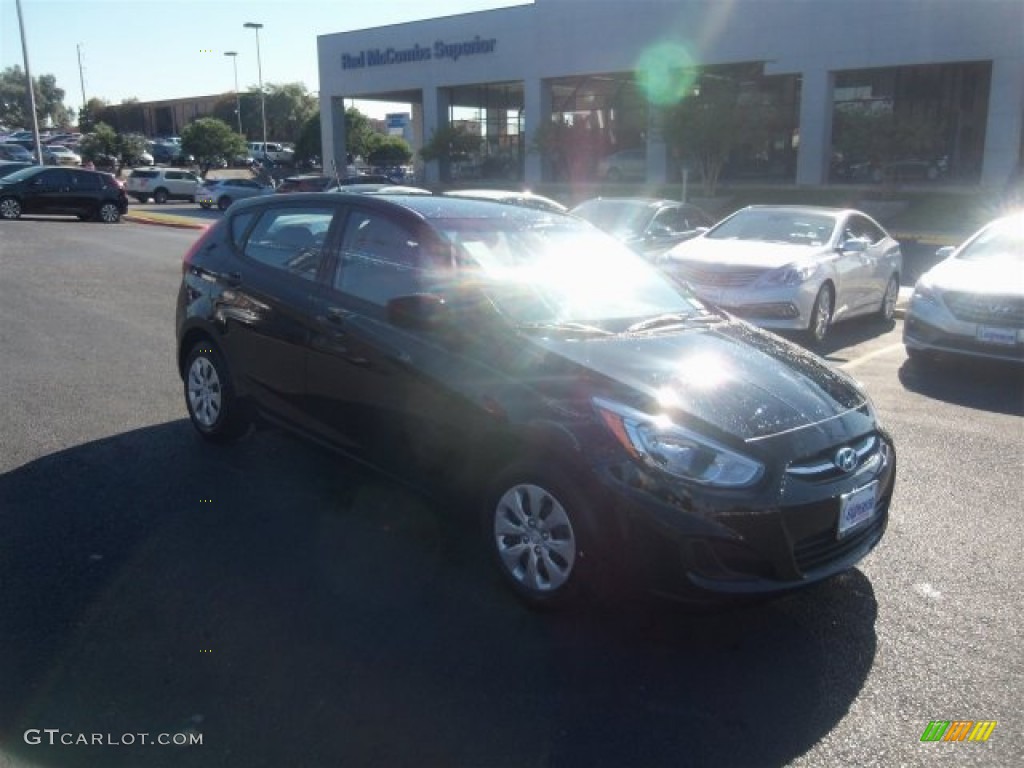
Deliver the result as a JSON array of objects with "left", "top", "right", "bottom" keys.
[
  {"left": 571, "top": 197, "right": 696, "bottom": 209},
  {"left": 229, "top": 191, "right": 558, "bottom": 222}
]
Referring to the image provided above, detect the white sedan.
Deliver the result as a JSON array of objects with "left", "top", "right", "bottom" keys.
[
  {"left": 42, "top": 144, "right": 82, "bottom": 166},
  {"left": 903, "top": 211, "right": 1024, "bottom": 364},
  {"left": 660, "top": 205, "right": 902, "bottom": 345}
]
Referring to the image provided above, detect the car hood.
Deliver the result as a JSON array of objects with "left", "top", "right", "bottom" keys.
[
  {"left": 923, "top": 256, "right": 1024, "bottom": 296},
  {"left": 525, "top": 320, "right": 868, "bottom": 445},
  {"left": 665, "top": 238, "right": 829, "bottom": 269}
]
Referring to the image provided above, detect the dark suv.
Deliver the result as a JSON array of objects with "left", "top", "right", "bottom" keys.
[
  {"left": 176, "top": 194, "right": 895, "bottom": 608},
  {"left": 0, "top": 165, "right": 127, "bottom": 222}
]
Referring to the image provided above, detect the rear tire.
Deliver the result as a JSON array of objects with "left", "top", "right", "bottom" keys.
[
  {"left": 153, "top": 188, "right": 169, "bottom": 204},
  {"left": 183, "top": 341, "right": 250, "bottom": 443},
  {"left": 878, "top": 275, "right": 899, "bottom": 321},
  {"left": 97, "top": 202, "right": 121, "bottom": 223}
]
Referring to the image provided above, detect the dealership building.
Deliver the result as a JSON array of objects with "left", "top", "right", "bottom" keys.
[{"left": 317, "top": 0, "right": 1022, "bottom": 188}]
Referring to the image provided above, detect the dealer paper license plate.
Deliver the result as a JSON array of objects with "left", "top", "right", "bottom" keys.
[
  {"left": 838, "top": 481, "right": 877, "bottom": 538},
  {"left": 977, "top": 326, "right": 1017, "bottom": 346}
]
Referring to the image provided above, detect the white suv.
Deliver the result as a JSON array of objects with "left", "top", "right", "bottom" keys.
[{"left": 125, "top": 168, "right": 200, "bottom": 203}]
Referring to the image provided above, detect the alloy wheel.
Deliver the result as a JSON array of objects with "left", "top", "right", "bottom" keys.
[
  {"left": 187, "top": 355, "right": 222, "bottom": 429},
  {"left": 0, "top": 197, "right": 21, "bottom": 220}
]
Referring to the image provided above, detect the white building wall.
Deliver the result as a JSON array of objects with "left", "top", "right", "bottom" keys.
[{"left": 317, "top": 0, "right": 1024, "bottom": 186}]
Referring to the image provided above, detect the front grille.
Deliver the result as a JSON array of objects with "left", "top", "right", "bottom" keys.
[
  {"left": 786, "top": 434, "right": 882, "bottom": 482},
  {"left": 793, "top": 503, "right": 887, "bottom": 573},
  {"left": 944, "top": 292, "right": 1024, "bottom": 326},
  {"left": 672, "top": 263, "right": 764, "bottom": 288}
]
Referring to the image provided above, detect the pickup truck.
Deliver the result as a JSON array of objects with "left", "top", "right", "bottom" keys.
[{"left": 248, "top": 142, "right": 295, "bottom": 165}]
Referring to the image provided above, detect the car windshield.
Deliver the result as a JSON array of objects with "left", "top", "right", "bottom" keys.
[
  {"left": 957, "top": 216, "right": 1024, "bottom": 262},
  {"left": 437, "top": 214, "right": 706, "bottom": 327},
  {"left": 572, "top": 200, "right": 654, "bottom": 237},
  {"left": 706, "top": 209, "right": 838, "bottom": 245}
]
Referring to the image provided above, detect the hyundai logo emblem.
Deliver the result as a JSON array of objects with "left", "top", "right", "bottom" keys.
[{"left": 834, "top": 447, "right": 858, "bottom": 473}]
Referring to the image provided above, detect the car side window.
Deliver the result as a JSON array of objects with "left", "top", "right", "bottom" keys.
[
  {"left": 334, "top": 210, "right": 424, "bottom": 305},
  {"left": 652, "top": 207, "right": 688, "bottom": 233},
  {"left": 70, "top": 171, "right": 101, "bottom": 190},
  {"left": 34, "top": 169, "right": 70, "bottom": 188},
  {"left": 846, "top": 215, "right": 885, "bottom": 244},
  {"left": 242, "top": 207, "right": 334, "bottom": 280}
]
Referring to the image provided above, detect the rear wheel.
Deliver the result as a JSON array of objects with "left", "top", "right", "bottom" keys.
[
  {"left": 153, "top": 188, "right": 169, "bottom": 204},
  {"left": 878, "top": 275, "right": 899, "bottom": 321},
  {"left": 97, "top": 202, "right": 121, "bottom": 223},
  {"left": 183, "top": 342, "right": 250, "bottom": 443},
  {"left": 806, "top": 284, "right": 834, "bottom": 346},
  {"left": 0, "top": 196, "right": 22, "bottom": 220}
]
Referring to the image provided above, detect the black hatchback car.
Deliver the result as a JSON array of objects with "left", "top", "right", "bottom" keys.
[
  {"left": 176, "top": 194, "right": 895, "bottom": 607},
  {"left": 0, "top": 165, "right": 127, "bottom": 222}
]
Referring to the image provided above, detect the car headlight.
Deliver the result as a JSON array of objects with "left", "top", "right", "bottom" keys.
[
  {"left": 911, "top": 278, "right": 940, "bottom": 305},
  {"left": 593, "top": 398, "right": 764, "bottom": 488},
  {"left": 759, "top": 262, "right": 820, "bottom": 287}
]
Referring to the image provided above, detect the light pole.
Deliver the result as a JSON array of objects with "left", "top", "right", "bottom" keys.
[
  {"left": 243, "top": 22, "right": 267, "bottom": 156},
  {"left": 223, "top": 51, "right": 242, "bottom": 135}
]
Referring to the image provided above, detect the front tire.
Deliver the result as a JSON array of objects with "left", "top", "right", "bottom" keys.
[
  {"left": 484, "top": 462, "right": 604, "bottom": 608},
  {"left": 0, "top": 196, "right": 22, "bottom": 220},
  {"left": 183, "top": 342, "right": 249, "bottom": 443},
  {"left": 806, "top": 284, "right": 834, "bottom": 346},
  {"left": 153, "top": 188, "right": 169, "bottom": 204},
  {"left": 217, "top": 196, "right": 232, "bottom": 212}
]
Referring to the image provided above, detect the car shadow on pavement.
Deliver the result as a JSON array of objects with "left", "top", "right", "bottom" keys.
[
  {"left": 776, "top": 315, "right": 897, "bottom": 360},
  {"left": 0, "top": 421, "right": 878, "bottom": 768},
  {"left": 898, "top": 356, "right": 1024, "bottom": 416}
]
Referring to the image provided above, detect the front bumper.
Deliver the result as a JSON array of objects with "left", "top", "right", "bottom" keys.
[
  {"left": 590, "top": 430, "right": 895, "bottom": 601},
  {"left": 675, "top": 278, "right": 818, "bottom": 333},
  {"left": 903, "top": 294, "right": 1024, "bottom": 363}
]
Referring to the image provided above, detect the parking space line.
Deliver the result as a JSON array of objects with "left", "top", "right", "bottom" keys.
[{"left": 839, "top": 343, "right": 906, "bottom": 370}]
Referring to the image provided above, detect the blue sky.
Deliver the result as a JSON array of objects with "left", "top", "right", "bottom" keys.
[{"left": 1, "top": 0, "right": 533, "bottom": 118}]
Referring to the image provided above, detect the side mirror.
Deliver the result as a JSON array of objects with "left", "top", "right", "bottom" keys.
[
  {"left": 386, "top": 293, "right": 448, "bottom": 331},
  {"left": 841, "top": 237, "right": 869, "bottom": 254},
  {"left": 935, "top": 245, "right": 956, "bottom": 259}
]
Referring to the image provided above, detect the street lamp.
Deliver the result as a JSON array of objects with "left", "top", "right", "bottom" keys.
[
  {"left": 224, "top": 51, "right": 242, "bottom": 135},
  {"left": 243, "top": 22, "right": 267, "bottom": 155}
]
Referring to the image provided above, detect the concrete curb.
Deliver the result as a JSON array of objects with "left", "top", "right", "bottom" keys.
[
  {"left": 894, "top": 286, "right": 914, "bottom": 319},
  {"left": 123, "top": 211, "right": 208, "bottom": 230}
]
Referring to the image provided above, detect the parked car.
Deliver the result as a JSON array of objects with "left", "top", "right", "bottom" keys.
[
  {"left": 661, "top": 205, "right": 902, "bottom": 345},
  {"left": 125, "top": 168, "right": 200, "bottom": 203},
  {"left": 0, "top": 161, "right": 35, "bottom": 179},
  {"left": 248, "top": 142, "right": 295, "bottom": 165},
  {"left": 571, "top": 197, "right": 715, "bottom": 259},
  {"left": 597, "top": 147, "right": 646, "bottom": 181},
  {"left": 329, "top": 183, "right": 432, "bottom": 196},
  {"left": 176, "top": 193, "right": 895, "bottom": 608},
  {"left": 275, "top": 174, "right": 334, "bottom": 194},
  {"left": 903, "top": 212, "right": 1024, "bottom": 364},
  {"left": 444, "top": 188, "right": 568, "bottom": 213},
  {"left": 0, "top": 143, "right": 35, "bottom": 162},
  {"left": 150, "top": 142, "right": 194, "bottom": 167},
  {"left": 195, "top": 178, "right": 275, "bottom": 211},
  {"left": 0, "top": 165, "right": 127, "bottom": 222},
  {"left": 41, "top": 144, "right": 82, "bottom": 166}
]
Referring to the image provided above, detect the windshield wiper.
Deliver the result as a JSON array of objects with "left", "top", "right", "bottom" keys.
[
  {"left": 624, "top": 312, "right": 720, "bottom": 334},
  {"left": 516, "top": 321, "right": 614, "bottom": 337}
]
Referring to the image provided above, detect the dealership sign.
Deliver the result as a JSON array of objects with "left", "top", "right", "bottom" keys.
[{"left": 341, "top": 36, "right": 497, "bottom": 70}]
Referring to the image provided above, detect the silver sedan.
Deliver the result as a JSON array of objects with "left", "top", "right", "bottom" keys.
[
  {"left": 660, "top": 205, "right": 902, "bottom": 345},
  {"left": 903, "top": 211, "right": 1024, "bottom": 363}
]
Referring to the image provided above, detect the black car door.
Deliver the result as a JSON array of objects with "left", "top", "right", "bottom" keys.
[
  {"left": 305, "top": 203, "right": 479, "bottom": 478},
  {"left": 215, "top": 202, "right": 339, "bottom": 431},
  {"left": 22, "top": 168, "right": 71, "bottom": 215}
]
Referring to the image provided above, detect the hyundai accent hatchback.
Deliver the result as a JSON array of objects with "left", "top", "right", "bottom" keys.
[{"left": 176, "top": 194, "right": 895, "bottom": 607}]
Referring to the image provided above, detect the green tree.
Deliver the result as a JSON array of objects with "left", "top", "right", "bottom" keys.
[
  {"left": 344, "top": 106, "right": 376, "bottom": 161},
  {"left": 78, "top": 97, "right": 109, "bottom": 133},
  {"left": 662, "top": 70, "right": 782, "bottom": 196},
  {"left": 832, "top": 105, "right": 946, "bottom": 170},
  {"left": 181, "top": 117, "right": 247, "bottom": 176},
  {"left": 0, "top": 66, "right": 71, "bottom": 129},
  {"left": 78, "top": 121, "right": 119, "bottom": 162},
  {"left": 366, "top": 134, "right": 413, "bottom": 168},
  {"left": 294, "top": 113, "right": 321, "bottom": 168},
  {"left": 419, "top": 124, "right": 480, "bottom": 180}
]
